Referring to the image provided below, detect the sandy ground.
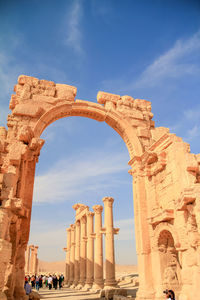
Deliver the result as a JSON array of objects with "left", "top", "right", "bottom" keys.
[
  {"left": 38, "top": 287, "right": 101, "bottom": 300},
  {"left": 36, "top": 261, "right": 138, "bottom": 299},
  {"left": 38, "top": 260, "right": 138, "bottom": 278}
]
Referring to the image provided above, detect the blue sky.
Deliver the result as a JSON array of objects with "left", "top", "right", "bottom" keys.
[{"left": 0, "top": 0, "right": 200, "bottom": 264}]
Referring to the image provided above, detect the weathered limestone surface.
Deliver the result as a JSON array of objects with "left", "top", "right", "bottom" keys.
[{"left": 0, "top": 75, "right": 199, "bottom": 300}]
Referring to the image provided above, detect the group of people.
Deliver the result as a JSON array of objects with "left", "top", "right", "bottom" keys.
[{"left": 24, "top": 273, "right": 65, "bottom": 295}]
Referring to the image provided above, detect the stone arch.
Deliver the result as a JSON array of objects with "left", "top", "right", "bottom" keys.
[
  {"left": 153, "top": 222, "right": 180, "bottom": 250},
  {"left": 0, "top": 75, "right": 200, "bottom": 300},
  {"left": 33, "top": 100, "right": 143, "bottom": 158}
]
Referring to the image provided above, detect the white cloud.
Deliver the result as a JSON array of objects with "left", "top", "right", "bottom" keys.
[
  {"left": 64, "top": 0, "right": 83, "bottom": 55},
  {"left": 185, "top": 125, "right": 200, "bottom": 141},
  {"left": 101, "top": 30, "right": 200, "bottom": 92},
  {"left": 184, "top": 107, "right": 200, "bottom": 121},
  {"left": 29, "top": 220, "right": 67, "bottom": 261},
  {"left": 33, "top": 150, "right": 129, "bottom": 204},
  {"left": 132, "top": 30, "right": 200, "bottom": 88}
]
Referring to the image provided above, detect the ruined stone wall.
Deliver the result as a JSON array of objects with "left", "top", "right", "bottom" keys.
[{"left": 0, "top": 75, "right": 199, "bottom": 300}]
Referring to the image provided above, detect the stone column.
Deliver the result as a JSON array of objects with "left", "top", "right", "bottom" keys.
[
  {"left": 83, "top": 211, "right": 94, "bottom": 290},
  {"left": 92, "top": 205, "right": 104, "bottom": 290},
  {"left": 102, "top": 197, "right": 119, "bottom": 288},
  {"left": 25, "top": 245, "right": 30, "bottom": 274},
  {"left": 69, "top": 224, "right": 75, "bottom": 286},
  {"left": 74, "top": 220, "right": 80, "bottom": 286},
  {"left": 77, "top": 215, "right": 87, "bottom": 288},
  {"left": 29, "top": 245, "right": 35, "bottom": 274},
  {"left": 65, "top": 227, "right": 71, "bottom": 286},
  {"left": 33, "top": 246, "right": 38, "bottom": 275},
  {"left": 130, "top": 161, "right": 155, "bottom": 300}
]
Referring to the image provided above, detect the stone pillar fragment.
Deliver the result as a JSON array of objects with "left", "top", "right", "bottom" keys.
[
  {"left": 69, "top": 224, "right": 75, "bottom": 286},
  {"left": 65, "top": 227, "right": 71, "bottom": 286},
  {"left": 83, "top": 211, "right": 94, "bottom": 290},
  {"left": 92, "top": 205, "right": 104, "bottom": 290},
  {"left": 25, "top": 245, "right": 30, "bottom": 274},
  {"left": 74, "top": 220, "right": 80, "bottom": 286},
  {"left": 77, "top": 215, "right": 87, "bottom": 288},
  {"left": 33, "top": 246, "right": 38, "bottom": 275},
  {"left": 102, "top": 197, "right": 119, "bottom": 288},
  {"left": 29, "top": 245, "right": 35, "bottom": 274}
]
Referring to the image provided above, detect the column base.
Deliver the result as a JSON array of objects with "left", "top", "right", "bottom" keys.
[
  {"left": 91, "top": 282, "right": 104, "bottom": 291},
  {"left": 69, "top": 284, "right": 76, "bottom": 289},
  {"left": 75, "top": 283, "right": 84, "bottom": 290},
  {"left": 82, "top": 283, "right": 93, "bottom": 291},
  {"left": 104, "top": 280, "right": 118, "bottom": 288}
]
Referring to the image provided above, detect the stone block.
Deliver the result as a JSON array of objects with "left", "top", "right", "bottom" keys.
[
  {"left": 18, "top": 75, "right": 39, "bottom": 86},
  {"left": 39, "top": 79, "right": 55, "bottom": 88},
  {"left": 137, "top": 128, "right": 150, "bottom": 138},
  {"left": 56, "top": 83, "right": 77, "bottom": 100},
  {"left": 29, "top": 291, "right": 40, "bottom": 299},
  {"left": 97, "top": 91, "right": 120, "bottom": 105},
  {"left": 31, "top": 86, "right": 56, "bottom": 97},
  {"left": 105, "top": 288, "right": 116, "bottom": 300},
  {"left": 114, "top": 289, "right": 127, "bottom": 297},
  {"left": 32, "top": 94, "right": 60, "bottom": 105},
  {"left": 13, "top": 103, "right": 44, "bottom": 118}
]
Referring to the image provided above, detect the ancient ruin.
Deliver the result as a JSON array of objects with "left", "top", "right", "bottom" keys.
[
  {"left": 0, "top": 75, "right": 200, "bottom": 300},
  {"left": 64, "top": 197, "right": 119, "bottom": 291},
  {"left": 25, "top": 245, "right": 39, "bottom": 275}
]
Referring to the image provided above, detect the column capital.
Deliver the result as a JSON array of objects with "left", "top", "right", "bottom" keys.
[
  {"left": 93, "top": 205, "right": 103, "bottom": 213},
  {"left": 70, "top": 224, "right": 75, "bottom": 231},
  {"left": 66, "top": 227, "right": 71, "bottom": 232},
  {"left": 87, "top": 211, "right": 94, "bottom": 217},
  {"left": 102, "top": 197, "right": 114, "bottom": 206}
]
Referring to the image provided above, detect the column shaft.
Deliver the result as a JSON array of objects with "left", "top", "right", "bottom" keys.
[
  {"left": 74, "top": 220, "right": 80, "bottom": 286},
  {"left": 84, "top": 211, "right": 94, "bottom": 289},
  {"left": 78, "top": 215, "right": 87, "bottom": 287},
  {"left": 69, "top": 224, "right": 75, "bottom": 286},
  {"left": 66, "top": 228, "right": 71, "bottom": 285},
  {"left": 29, "top": 245, "right": 35, "bottom": 274},
  {"left": 103, "top": 197, "right": 117, "bottom": 287},
  {"left": 25, "top": 246, "right": 30, "bottom": 274},
  {"left": 93, "top": 205, "right": 104, "bottom": 289}
]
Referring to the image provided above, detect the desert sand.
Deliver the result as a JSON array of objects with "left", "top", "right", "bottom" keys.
[{"left": 38, "top": 260, "right": 138, "bottom": 277}]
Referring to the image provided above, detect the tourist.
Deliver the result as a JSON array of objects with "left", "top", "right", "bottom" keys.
[
  {"left": 48, "top": 275, "right": 53, "bottom": 290},
  {"left": 58, "top": 275, "right": 62, "bottom": 289},
  {"left": 24, "top": 280, "right": 32, "bottom": 296},
  {"left": 30, "top": 275, "right": 35, "bottom": 288},
  {"left": 53, "top": 274, "right": 58, "bottom": 289},
  {"left": 39, "top": 275, "right": 43, "bottom": 288},
  {"left": 35, "top": 276, "right": 40, "bottom": 291},
  {"left": 60, "top": 274, "right": 64, "bottom": 287},
  {"left": 163, "top": 289, "right": 176, "bottom": 300}
]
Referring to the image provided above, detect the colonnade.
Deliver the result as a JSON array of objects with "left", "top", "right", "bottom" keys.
[
  {"left": 64, "top": 197, "right": 119, "bottom": 291},
  {"left": 25, "top": 245, "right": 39, "bottom": 275}
]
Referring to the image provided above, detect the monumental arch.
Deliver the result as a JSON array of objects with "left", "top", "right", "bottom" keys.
[{"left": 0, "top": 75, "right": 200, "bottom": 300}]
